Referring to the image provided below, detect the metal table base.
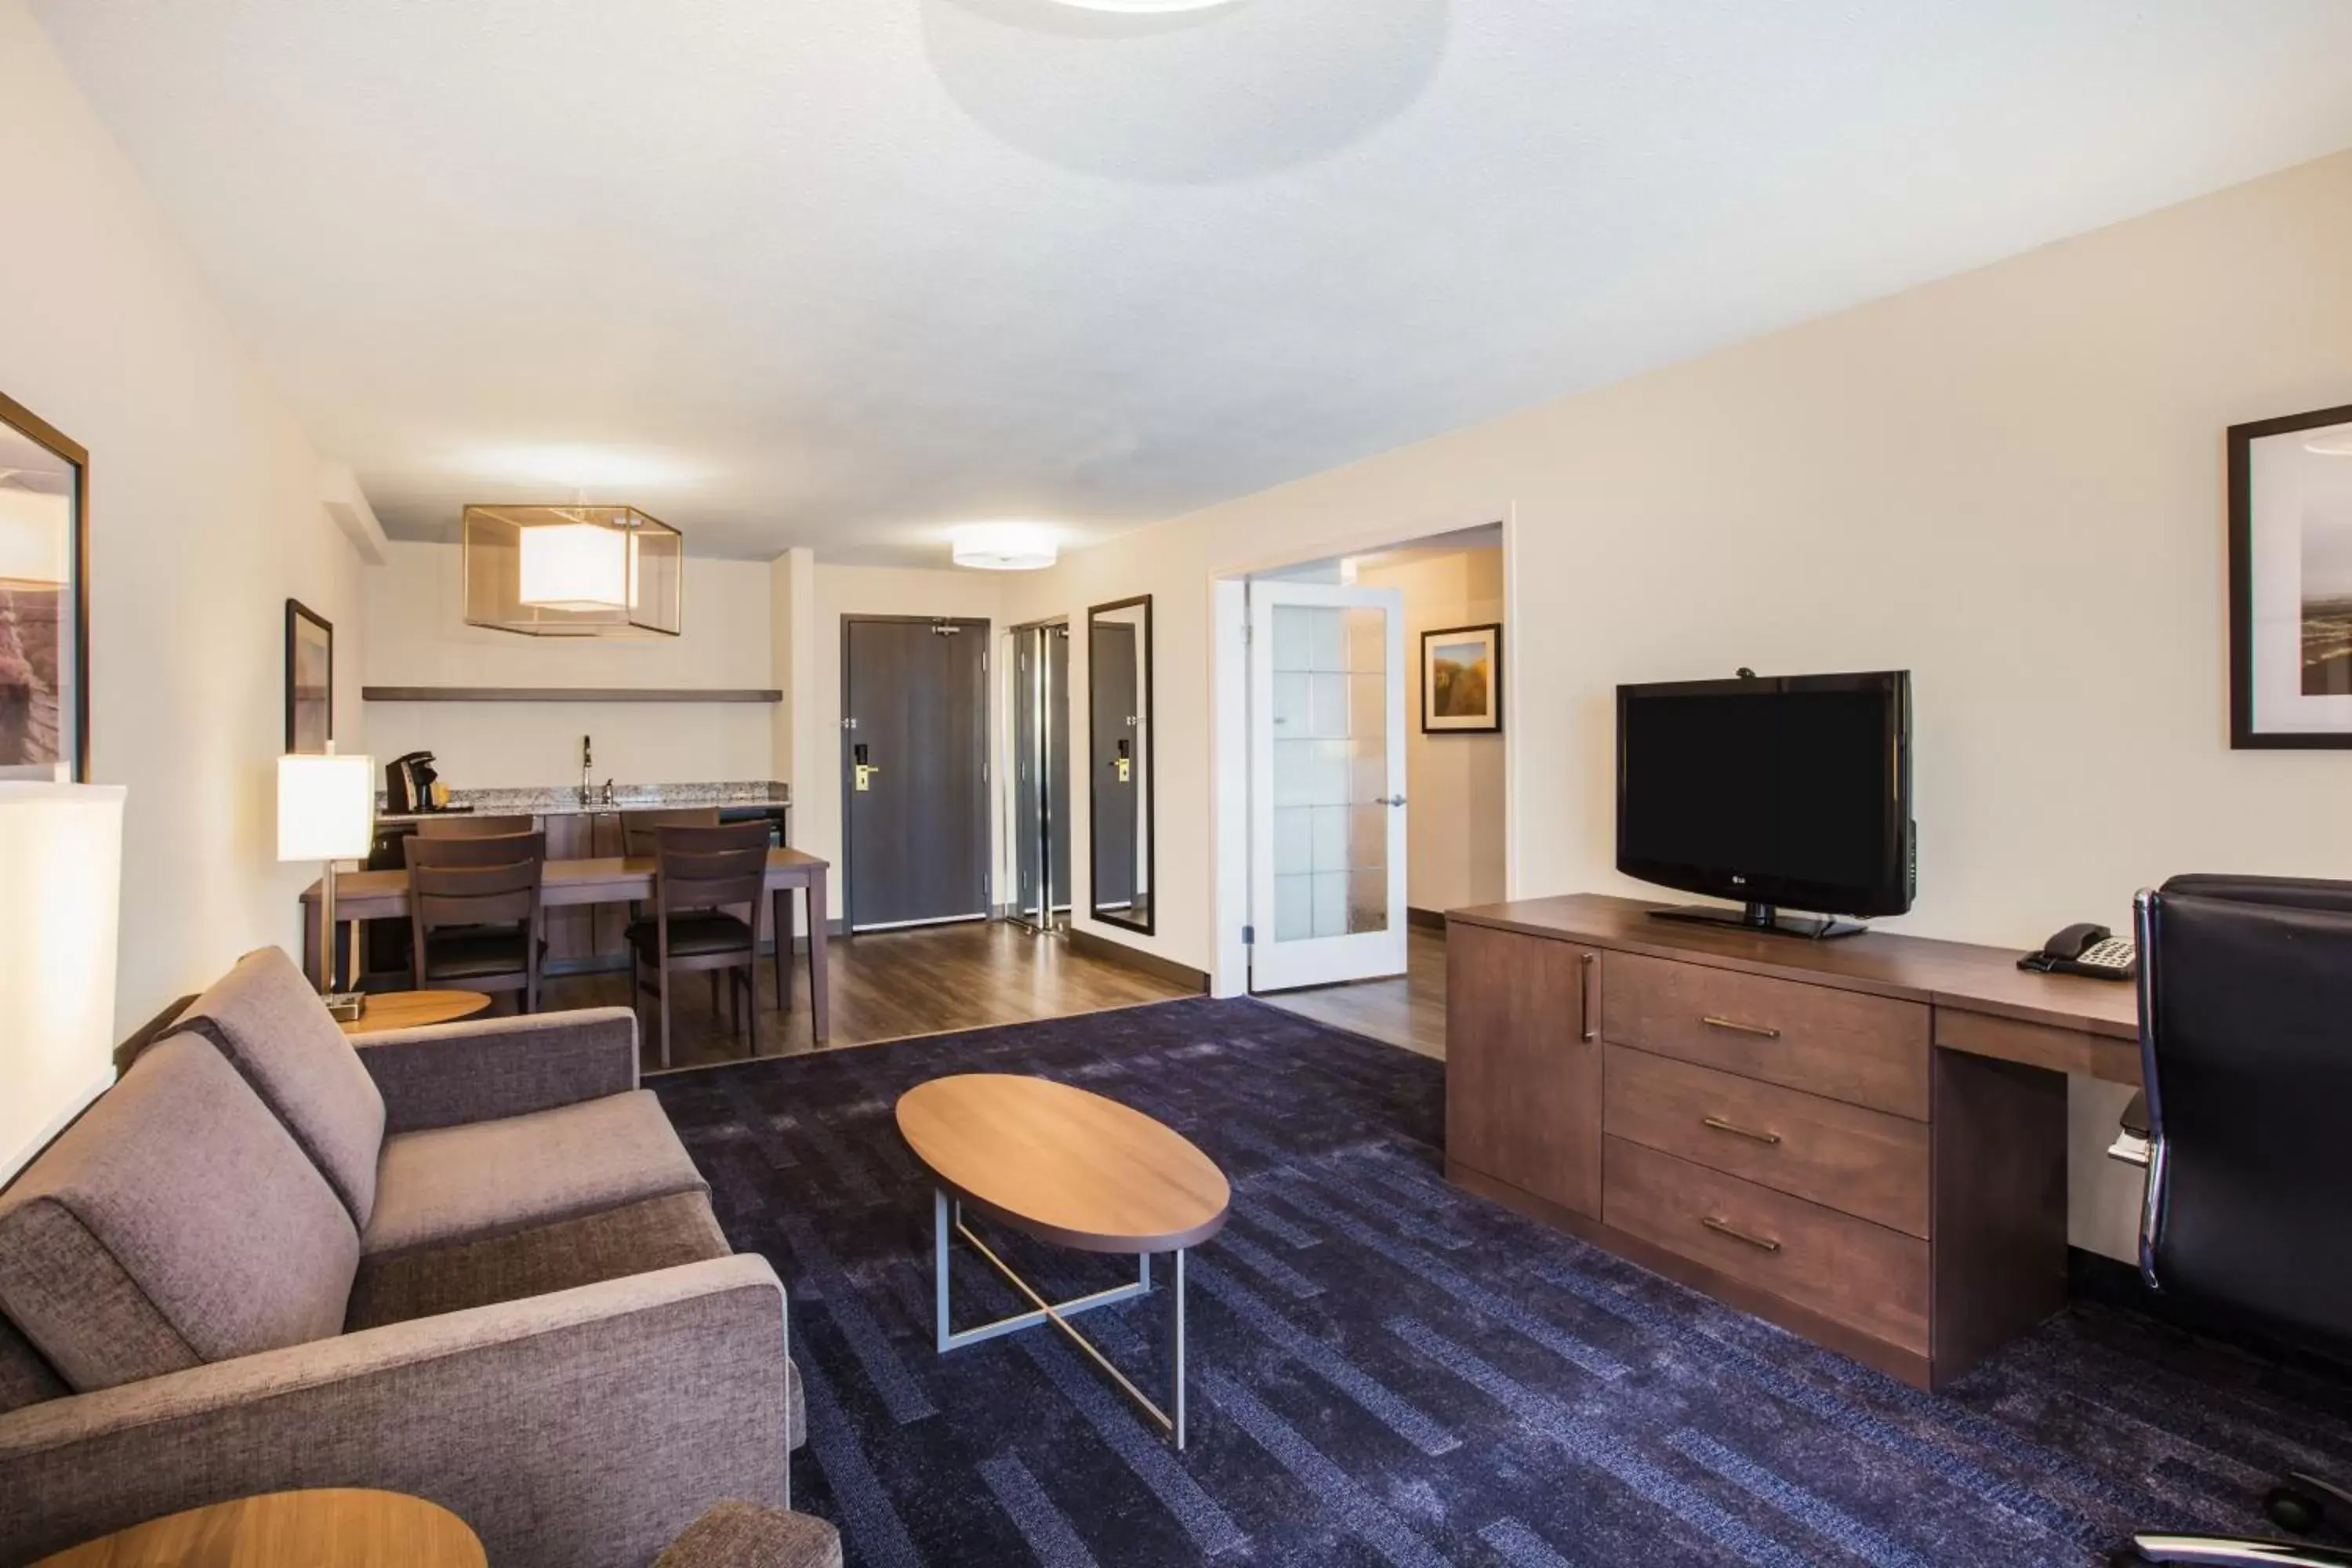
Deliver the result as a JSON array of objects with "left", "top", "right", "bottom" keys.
[{"left": 933, "top": 1188, "right": 1190, "bottom": 1448}]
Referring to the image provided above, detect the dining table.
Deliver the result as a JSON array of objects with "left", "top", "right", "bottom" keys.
[{"left": 299, "top": 846, "right": 830, "bottom": 1044}]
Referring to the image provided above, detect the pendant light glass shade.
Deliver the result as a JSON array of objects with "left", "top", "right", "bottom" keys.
[{"left": 463, "top": 504, "right": 682, "bottom": 637}]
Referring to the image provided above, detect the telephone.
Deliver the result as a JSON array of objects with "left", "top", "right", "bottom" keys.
[{"left": 2018, "top": 922, "right": 2137, "bottom": 981}]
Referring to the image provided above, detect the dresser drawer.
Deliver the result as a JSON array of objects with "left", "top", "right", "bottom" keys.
[
  {"left": 1602, "top": 1046, "right": 1929, "bottom": 1237},
  {"left": 1604, "top": 1137, "right": 1929, "bottom": 1354},
  {"left": 1600, "top": 950, "right": 1929, "bottom": 1120}
]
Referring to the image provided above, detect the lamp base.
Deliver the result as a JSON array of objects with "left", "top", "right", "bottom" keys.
[{"left": 323, "top": 992, "right": 366, "bottom": 1024}]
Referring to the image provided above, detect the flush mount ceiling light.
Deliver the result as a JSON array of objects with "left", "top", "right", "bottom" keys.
[
  {"left": 951, "top": 522, "right": 1060, "bottom": 571},
  {"left": 462, "top": 504, "right": 683, "bottom": 636},
  {"left": 1045, "top": 0, "right": 1244, "bottom": 11}
]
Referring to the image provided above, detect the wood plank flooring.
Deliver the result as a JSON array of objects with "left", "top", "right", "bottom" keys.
[
  {"left": 539, "top": 918, "right": 1198, "bottom": 1075},
  {"left": 1258, "top": 926, "right": 1448, "bottom": 1058}
]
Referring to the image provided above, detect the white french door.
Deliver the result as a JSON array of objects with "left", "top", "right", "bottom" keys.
[{"left": 1247, "top": 581, "right": 1408, "bottom": 991}]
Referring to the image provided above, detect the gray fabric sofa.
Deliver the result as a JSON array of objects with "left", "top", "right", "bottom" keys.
[{"left": 0, "top": 946, "right": 829, "bottom": 1568}]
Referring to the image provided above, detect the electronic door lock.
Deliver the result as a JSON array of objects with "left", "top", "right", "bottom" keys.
[
  {"left": 854, "top": 742, "right": 880, "bottom": 792},
  {"left": 855, "top": 764, "right": 881, "bottom": 791},
  {"left": 1116, "top": 757, "right": 1132, "bottom": 782}
]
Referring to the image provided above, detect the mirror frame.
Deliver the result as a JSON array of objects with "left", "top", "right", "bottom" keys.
[{"left": 1086, "top": 593, "right": 1154, "bottom": 935}]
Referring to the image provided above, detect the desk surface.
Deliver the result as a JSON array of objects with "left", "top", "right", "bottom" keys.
[{"left": 1449, "top": 894, "right": 2138, "bottom": 1040}]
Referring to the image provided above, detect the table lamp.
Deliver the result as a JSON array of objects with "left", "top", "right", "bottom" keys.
[
  {"left": 278, "top": 752, "right": 374, "bottom": 1022},
  {"left": 0, "top": 782, "right": 125, "bottom": 1185}
]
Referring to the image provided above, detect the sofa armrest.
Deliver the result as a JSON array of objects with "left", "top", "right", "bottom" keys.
[
  {"left": 0, "top": 1254, "right": 788, "bottom": 1568},
  {"left": 357, "top": 1007, "right": 639, "bottom": 1132}
]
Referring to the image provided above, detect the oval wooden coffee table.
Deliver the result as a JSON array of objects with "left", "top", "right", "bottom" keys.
[
  {"left": 36, "top": 1487, "right": 484, "bottom": 1566},
  {"left": 338, "top": 989, "right": 492, "bottom": 1036},
  {"left": 897, "top": 1073, "right": 1229, "bottom": 1448}
]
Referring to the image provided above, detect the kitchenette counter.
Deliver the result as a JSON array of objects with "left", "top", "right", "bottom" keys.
[{"left": 379, "top": 779, "right": 789, "bottom": 823}]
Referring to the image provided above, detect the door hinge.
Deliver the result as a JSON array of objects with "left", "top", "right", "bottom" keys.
[
  {"left": 1242, "top": 924, "right": 1255, "bottom": 946},
  {"left": 841, "top": 717, "right": 858, "bottom": 730}
]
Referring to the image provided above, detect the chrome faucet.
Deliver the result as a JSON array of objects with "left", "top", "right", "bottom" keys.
[{"left": 579, "top": 735, "right": 593, "bottom": 805}]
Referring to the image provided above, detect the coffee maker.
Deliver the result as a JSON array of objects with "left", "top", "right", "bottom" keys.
[{"left": 385, "top": 751, "right": 441, "bottom": 815}]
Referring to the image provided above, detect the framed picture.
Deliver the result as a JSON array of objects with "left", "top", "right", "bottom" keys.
[
  {"left": 0, "top": 391, "right": 89, "bottom": 782},
  {"left": 2229, "top": 401, "right": 2352, "bottom": 748},
  {"left": 285, "top": 599, "right": 333, "bottom": 754},
  {"left": 1421, "top": 622, "right": 1502, "bottom": 734}
]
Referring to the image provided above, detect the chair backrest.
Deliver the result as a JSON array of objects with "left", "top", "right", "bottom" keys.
[
  {"left": 404, "top": 831, "right": 546, "bottom": 938},
  {"left": 622, "top": 808, "right": 722, "bottom": 858},
  {"left": 416, "top": 813, "right": 536, "bottom": 838},
  {"left": 2137, "top": 873, "right": 2352, "bottom": 1340},
  {"left": 652, "top": 823, "right": 769, "bottom": 936}
]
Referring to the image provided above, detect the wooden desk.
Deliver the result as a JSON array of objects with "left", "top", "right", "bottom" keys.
[
  {"left": 36, "top": 1487, "right": 485, "bottom": 1566},
  {"left": 303, "top": 848, "right": 830, "bottom": 1044},
  {"left": 1444, "top": 893, "right": 2141, "bottom": 1392}
]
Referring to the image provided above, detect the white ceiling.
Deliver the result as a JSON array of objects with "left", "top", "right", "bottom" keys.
[{"left": 32, "top": 1, "right": 2352, "bottom": 564}]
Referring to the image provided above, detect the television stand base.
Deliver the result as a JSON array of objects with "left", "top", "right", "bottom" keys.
[{"left": 1648, "top": 902, "right": 1867, "bottom": 940}]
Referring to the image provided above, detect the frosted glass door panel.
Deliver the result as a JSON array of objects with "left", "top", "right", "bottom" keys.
[{"left": 1249, "top": 584, "right": 1408, "bottom": 990}]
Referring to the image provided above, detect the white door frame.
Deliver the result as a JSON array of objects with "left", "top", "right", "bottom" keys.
[{"left": 1207, "top": 503, "right": 1520, "bottom": 998}]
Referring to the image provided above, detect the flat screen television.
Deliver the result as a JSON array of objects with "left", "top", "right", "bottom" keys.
[{"left": 1616, "top": 670, "right": 1913, "bottom": 938}]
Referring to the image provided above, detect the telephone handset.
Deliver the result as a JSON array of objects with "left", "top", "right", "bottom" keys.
[{"left": 2018, "top": 922, "right": 2137, "bottom": 981}]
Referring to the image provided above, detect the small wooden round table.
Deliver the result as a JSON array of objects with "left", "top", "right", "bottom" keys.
[
  {"left": 36, "top": 1487, "right": 485, "bottom": 1566},
  {"left": 338, "top": 989, "right": 492, "bottom": 1036},
  {"left": 896, "top": 1073, "right": 1229, "bottom": 1448}
]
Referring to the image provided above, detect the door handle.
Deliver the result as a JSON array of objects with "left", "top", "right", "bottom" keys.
[
  {"left": 1578, "top": 951, "right": 1596, "bottom": 1042},
  {"left": 1700, "top": 1014, "right": 1781, "bottom": 1039},
  {"left": 1701, "top": 1215, "right": 1781, "bottom": 1253},
  {"left": 1701, "top": 1114, "right": 1781, "bottom": 1145},
  {"left": 1375, "top": 794, "right": 1407, "bottom": 807}
]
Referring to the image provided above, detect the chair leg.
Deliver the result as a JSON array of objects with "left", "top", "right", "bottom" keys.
[
  {"left": 659, "top": 975, "right": 673, "bottom": 1071},
  {"left": 708, "top": 969, "right": 720, "bottom": 1018},
  {"left": 744, "top": 962, "right": 760, "bottom": 1058}
]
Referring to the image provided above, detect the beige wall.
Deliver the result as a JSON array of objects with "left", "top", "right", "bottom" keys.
[
  {"left": 3, "top": 1, "right": 368, "bottom": 1034},
  {"left": 1355, "top": 546, "right": 1508, "bottom": 915},
  {"left": 361, "top": 540, "right": 777, "bottom": 790},
  {"left": 1008, "top": 149, "right": 2352, "bottom": 1257}
]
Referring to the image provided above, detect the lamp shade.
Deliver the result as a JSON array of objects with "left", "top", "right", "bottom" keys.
[
  {"left": 519, "top": 521, "right": 631, "bottom": 612},
  {"left": 0, "top": 782, "right": 125, "bottom": 1185},
  {"left": 278, "top": 753, "right": 376, "bottom": 862}
]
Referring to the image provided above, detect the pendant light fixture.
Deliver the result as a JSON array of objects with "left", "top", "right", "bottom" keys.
[{"left": 463, "top": 504, "right": 683, "bottom": 637}]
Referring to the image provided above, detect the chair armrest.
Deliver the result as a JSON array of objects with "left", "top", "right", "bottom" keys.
[
  {"left": 2108, "top": 1088, "right": 2152, "bottom": 1167},
  {"left": 357, "top": 1007, "right": 639, "bottom": 1132},
  {"left": 0, "top": 1254, "right": 789, "bottom": 1568}
]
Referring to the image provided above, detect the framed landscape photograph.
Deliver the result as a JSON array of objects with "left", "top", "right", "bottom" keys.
[
  {"left": 1421, "top": 622, "right": 1501, "bottom": 734},
  {"left": 2229, "top": 401, "right": 2352, "bottom": 748},
  {"left": 285, "top": 600, "right": 334, "bottom": 754},
  {"left": 0, "top": 391, "right": 89, "bottom": 782}
]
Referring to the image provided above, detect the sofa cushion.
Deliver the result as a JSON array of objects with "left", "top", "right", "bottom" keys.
[
  {"left": 361, "top": 1088, "right": 708, "bottom": 1260},
  {"left": 655, "top": 1501, "right": 841, "bottom": 1568},
  {"left": 169, "top": 946, "right": 387, "bottom": 1229},
  {"left": 0, "top": 1035, "right": 358, "bottom": 1391},
  {"left": 0, "top": 1312, "right": 66, "bottom": 1414},
  {"left": 347, "top": 1189, "right": 730, "bottom": 1330}
]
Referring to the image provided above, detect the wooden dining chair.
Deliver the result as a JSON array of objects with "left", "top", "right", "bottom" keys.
[
  {"left": 402, "top": 830, "right": 548, "bottom": 1014},
  {"left": 630, "top": 822, "right": 768, "bottom": 1069},
  {"left": 619, "top": 807, "right": 721, "bottom": 857}
]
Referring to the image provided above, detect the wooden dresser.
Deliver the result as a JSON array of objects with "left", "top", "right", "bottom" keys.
[{"left": 1444, "top": 893, "right": 2139, "bottom": 1389}]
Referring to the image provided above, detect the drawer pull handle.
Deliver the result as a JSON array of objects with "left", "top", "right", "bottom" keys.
[
  {"left": 1701, "top": 1114, "right": 1781, "bottom": 1145},
  {"left": 1700, "top": 1014, "right": 1781, "bottom": 1039},
  {"left": 1702, "top": 1215, "right": 1782, "bottom": 1253},
  {"left": 1579, "top": 952, "right": 1597, "bottom": 1042}
]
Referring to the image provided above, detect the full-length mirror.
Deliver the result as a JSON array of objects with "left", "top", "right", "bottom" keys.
[{"left": 1087, "top": 596, "right": 1153, "bottom": 934}]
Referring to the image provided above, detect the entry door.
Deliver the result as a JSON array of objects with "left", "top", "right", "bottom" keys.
[
  {"left": 843, "top": 616, "right": 991, "bottom": 931},
  {"left": 1247, "top": 582, "right": 1407, "bottom": 990}
]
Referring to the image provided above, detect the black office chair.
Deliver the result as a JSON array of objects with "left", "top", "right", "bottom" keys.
[{"left": 2115, "top": 874, "right": 2352, "bottom": 1568}]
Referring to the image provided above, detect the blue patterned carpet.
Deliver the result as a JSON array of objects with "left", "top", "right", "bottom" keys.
[{"left": 651, "top": 996, "right": 2352, "bottom": 1567}]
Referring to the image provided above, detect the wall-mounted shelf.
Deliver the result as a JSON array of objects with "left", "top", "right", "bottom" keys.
[{"left": 362, "top": 686, "right": 782, "bottom": 704}]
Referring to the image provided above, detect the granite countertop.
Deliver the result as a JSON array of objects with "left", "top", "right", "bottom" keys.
[{"left": 379, "top": 779, "right": 789, "bottom": 823}]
